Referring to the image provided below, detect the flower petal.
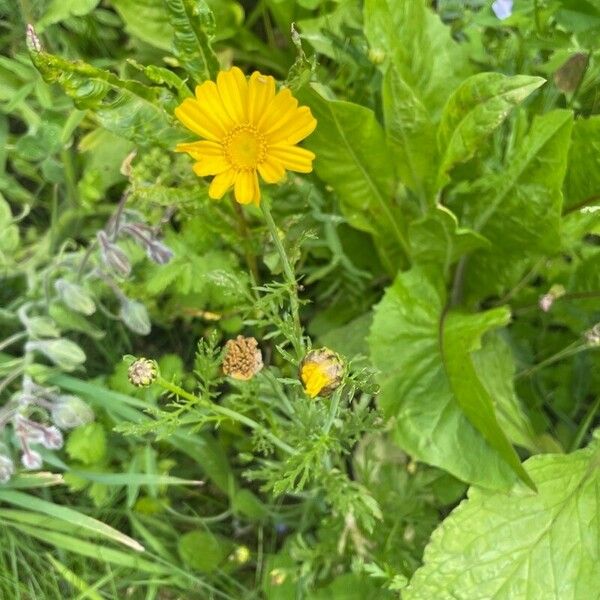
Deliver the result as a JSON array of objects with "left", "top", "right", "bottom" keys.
[
  {"left": 234, "top": 170, "right": 259, "bottom": 205},
  {"left": 195, "top": 80, "right": 235, "bottom": 133},
  {"left": 258, "top": 156, "right": 285, "bottom": 183},
  {"left": 176, "top": 140, "right": 224, "bottom": 160},
  {"left": 257, "top": 88, "right": 298, "bottom": 133},
  {"left": 248, "top": 71, "right": 276, "bottom": 126},
  {"left": 174, "top": 98, "right": 225, "bottom": 141},
  {"left": 268, "top": 145, "right": 315, "bottom": 173},
  {"left": 208, "top": 169, "right": 236, "bottom": 200},
  {"left": 217, "top": 67, "right": 248, "bottom": 123},
  {"left": 193, "top": 155, "right": 229, "bottom": 177},
  {"left": 267, "top": 106, "right": 317, "bottom": 145}
]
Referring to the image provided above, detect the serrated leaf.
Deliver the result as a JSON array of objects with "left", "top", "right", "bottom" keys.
[
  {"left": 369, "top": 266, "right": 531, "bottom": 489},
  {"left": 301, "top": 86, "right": 408, "bottom": 274},
  {"left": 404, "top": 445, "right": 600, "bottom": 599},
  {"left": 459, "top": 110, "right": 573, "bottom": 300},
  {"left": 29, "top": 49, "right": 182, "bottom": 148},
  {"left": 165, "top": 0, "right": 219, "bottom": 84},
  {"left": 437, "top": 72, "right": 545, "bottom": 184},
  {"left": 364, "top": 0, "right": 470, "bottom": 116}
]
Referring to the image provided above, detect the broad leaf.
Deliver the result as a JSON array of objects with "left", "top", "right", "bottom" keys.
[
  {"left": 364, "top": 0, "right": 470, "bottom": 117},
  {"left": 437, "top": 72, "right": 545, "bottom": 184},
  {"left": 29, "top": 48, "right": 182, "bottom": 149},
  {"left": 165, "top": 0, "right": 219, "bottom": 84},
  {"left": 563, "top": 115, "right": 600, "bottom": 212},
  {"left": 301, "top": 86, "right": 408, "bottom": 274},
  {"left": 382, "top": 66, "right": 438, "bottom": 203},
  {"left": 408, "top": 205, "right": 489, "bottom": 276},
  {"left": 458, "top": 110, "right": 573, "bottom": 300},
  {"left": 37, "top": 0, "right": 101, "bottom": 30},
  {"left": 369, "top": 266, "right": 532, "bottom": 489},
  {"left": 405, "top": 444, "right": 600, "bottom": 599},
  {"left": 112, "top": 0, "right": 174, "bottom": 50}
]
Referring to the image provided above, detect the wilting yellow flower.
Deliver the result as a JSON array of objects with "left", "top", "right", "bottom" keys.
[
  {"left": 174, "top": 67, "right": 317, "bottom": 206},
  {"left": 299, "top": 348, "right": 345, "bottom": 398}
]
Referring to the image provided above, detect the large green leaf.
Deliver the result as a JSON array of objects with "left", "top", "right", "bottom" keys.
[
  {"left": 459, "top": 110, "right": 573, "bottom": 299},
  {"left": 437, "top": 73, "right": 545, "bottom": 185},
  {"left": 165, "top": 0, "right": 219, "bottom": 84},
  {"left": 301, "top": 86, "right": 408, "bottom": 274},
  {"left": 404, "top": 444, "right": 600, "bottom": 599},
  {"left": 37, "top": 0, "right": 101, "bottom": 30},
  {"left": 369, "top": 266, "right": 532, "bottom": 489},
  {"left": 382, "top": 66, "right": 438, "bottom": 203},
  {"left": 563, "top": 116, "right": 600, "bottom": 212},
  {"left": 364, "top": 0, "right": 469, "bottom": 117},
  {"left": 29, "top": 47, "right": 182, "bottom": 149}
]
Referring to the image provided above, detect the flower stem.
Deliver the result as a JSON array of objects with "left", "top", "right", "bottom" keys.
[
  {"left": 260, "top": 200, "right": 303, "bottom": 358},
  {"left": 156, "top": 377, "right": 295, "bottom": 455}
]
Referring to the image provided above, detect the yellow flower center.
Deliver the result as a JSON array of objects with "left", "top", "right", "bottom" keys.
[
  {"left": 224, "top": 125, "right": 267, "bottom": 170},
  {"left": 300, "top": 363, "right": 330, "bottom": 399}
]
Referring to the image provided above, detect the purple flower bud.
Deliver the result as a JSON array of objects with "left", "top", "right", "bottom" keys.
[
  {"left": 0, "top": 455, "right": 14, "bottom": 483},
  {"left": 97, "top": 231, "right": 132, "bottom": 278},
  {"left": 51, "top": 395, "right": 94, "bottom": 429},
  {"left": 146, "top": 240, "right": 174, "bottom": 265},
  {"left": 41, "top": 425, "right": 63, "bottom": 450},
  {"left": 21, "top": 449, "right": 42, "bottom": 470}
]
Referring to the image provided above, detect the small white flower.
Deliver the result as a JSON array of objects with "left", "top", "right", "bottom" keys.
[{"left": 492, "top": 0, "right": 513, "bottom": 20}]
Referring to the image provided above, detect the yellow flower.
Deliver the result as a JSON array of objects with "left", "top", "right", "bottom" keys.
[
  {"left": 174, "top": 67, "right": 317, "bottom": 206},
  {"left": 299, "top": 348, "right": 345, "bottom": 399}
]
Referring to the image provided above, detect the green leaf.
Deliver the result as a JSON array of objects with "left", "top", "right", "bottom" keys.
[
  {"left": 112, "top": 0, "right": 173, "bottom": 50},
  {"left": 0, "top": 193, "right": 19, "bottom": 260},
  {"left": 437, "top": 73, "right": 545, "bottom": 184},
  {"left": 382, "top": 66, "right": 438, "bottom": 203},
  {"left": 364, "top": 0, "right": 470, "bottom": 116},
  {"left": 404, "top": 444, "right": 600, "bottom": 599},
  {"left": 178, "top": 530, "right": 231, "bottom": 572},
  {"left": 37, "top": 0, "right": 101, "bottom": 30},
  {"left": 29, "top": 49, "right": 182, "bottom": 149},
  {"left": 0, "top": 490, "right": 143, "bottom": 551},
  {"left": 66, "top": 423, "right": 107, "bottom": 466},
  {"left": 301, "top": 86, "right": 408, "bottom": 274},
  {"left": 369, "top": 266, "right": 531, "bottom": 489},
  {"left": 165, "top": 0, "right": 220, "bottom": 84},
  {"left": 459, "top": 110, "right": 573, "bottom": 300},
  {"left": 563, "top": 115, "right": 600, "bottom": 212},
  {"left": 408, "top": 205, "right": 489, "bottom": 275}
]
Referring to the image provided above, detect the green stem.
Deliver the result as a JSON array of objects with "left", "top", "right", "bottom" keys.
[
  {"left": 260, "top": 201, "right": 303, "bottom": 358},
  {"left": 516, "top": 342, "right": 589, "bottom": 380},
  {"left": 569, "top": 396, "right": 600, "bottom": 451},
  {"left": 323, "top": 388, "right": 342, "bottom": 435},
  {"left": 156, "top": 377, "right": 295, "bottom": 455},
  {"left": 0, "top": 332, "right": 27, "bottom": 353}
]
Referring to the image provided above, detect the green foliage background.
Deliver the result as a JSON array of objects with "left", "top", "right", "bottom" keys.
[{"left": 0, "top": 0, "right": 599, "bottom": 598}]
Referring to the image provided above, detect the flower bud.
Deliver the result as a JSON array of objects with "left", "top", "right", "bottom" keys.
[
  {"left": 299, "top": 348, "right": 345, "bottom": 398},
  {"left": 41, "top": 425, "right": 63, "bottom": 450},
  {"left": 119, "top": 298, "right": 151, "bottom": 336},
  {"left": 222, "top": 336, "right": 263, "bottom": 381},
  {"left": 51, "top": 395, "right": 94, "bottom": 429},
  {"left": 146, "top": 240, "right": 174, "bottom": 265},
  {"left": 24, "top": 316, "right": 60, "bottom": 339},
  {"left": 538, "top": 284, "right": 565, "bottom": 313},
  {"left": 54, "top": 279, "right": 96, "bottom": 316},
  {"left": 0, "top": 455, "right": 14, "bottom": 483},
  {"left": 269, "top": 569, "right": 287, "bottom": 586},
  {"left": 586, "top": 323, "right": 600, "bottom": 347},
  {"left": 27, "top": 339, "right": 86, "bottom": 371},
  {"left": 21, "top": 449, "right": 42, "bottom": 470},
  {"left": 128, "top": 358, "right": 158, "bottom": 387},
  {"left": 368, "top": 48, "right": 386, "bottom": 65},
  {"left": 231, "top": 545, "right": 250, "bottom": 564},
  {"left": 97, "top": 231, "right": 131, "bottom": 277}
]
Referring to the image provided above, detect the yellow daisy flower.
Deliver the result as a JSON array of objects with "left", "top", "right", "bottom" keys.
[{"left": 174, "top": 67, "right": 317, "bottom": 206}]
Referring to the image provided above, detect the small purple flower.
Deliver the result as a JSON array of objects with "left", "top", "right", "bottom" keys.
[
  {"left": 492, "top": 0, "right": 513, "bottom": 20},
  {"left": 21, "top": 449, "right": 42, "bottom": 470}
]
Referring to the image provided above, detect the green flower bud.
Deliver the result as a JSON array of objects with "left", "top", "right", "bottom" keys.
[
  {"left": 25, "top": 316, "right": 60, "bottom": 339},
  {"left": 368, "top": 48, "right": 386, "bottom": 65},
  {"left": 128, "top": 358, "right": 158, "bottom": 387},
  {"left": 51, "top": 395, "right": 94, "bottom": 429},
  {"left": 54, "top": 279, "right": 96, "bottom": 316},
  {"left": 119, "top": 298, "right": 151, "bottom": 336},
  {"left": 27, "top": 339, "right": 86, "bottom": 371}
]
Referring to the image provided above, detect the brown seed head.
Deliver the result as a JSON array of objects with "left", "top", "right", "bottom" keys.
[
  {"left": 222, "top": 336, "right": 263, "bottom": 381},
  {"left": 128, "top": 358, "right": 158, "bottom": 387}
]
